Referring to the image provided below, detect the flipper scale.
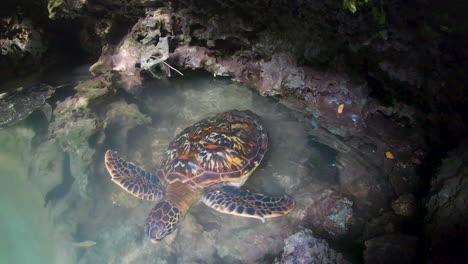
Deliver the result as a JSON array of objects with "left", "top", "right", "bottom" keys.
[
  {"left": 105, "top": 150, "right": 165, "bottom": 201},
  {"left": 202, "top": 186, "right": 295, "bottom": 220}
]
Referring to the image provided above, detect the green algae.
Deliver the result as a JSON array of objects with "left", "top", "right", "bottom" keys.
[{"left": 47, "top": 0, "right": 64, "bottom": 19}]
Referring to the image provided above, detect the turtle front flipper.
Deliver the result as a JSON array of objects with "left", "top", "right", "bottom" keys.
[
  {"left": 201, "top": 186, "right": 295, "bottom": 221},
  {"left": 105, "top": 150, "right": 164, "bottom": 201}
]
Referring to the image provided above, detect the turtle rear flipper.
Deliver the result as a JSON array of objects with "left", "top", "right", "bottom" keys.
[
  {"left": 201, "top": 186, "right": 295, "bottom": 221},
  {"left": 105, "top": 150, "right": 165, "bottom": 201}
]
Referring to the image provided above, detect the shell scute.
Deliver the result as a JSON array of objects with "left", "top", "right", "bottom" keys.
[{"left": 159, "top": 110, "right": 267, "bottom": 188}]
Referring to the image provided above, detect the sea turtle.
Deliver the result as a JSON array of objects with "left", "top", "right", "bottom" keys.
[
  {"left": 105, "top": 110, "right": 295, "bottom": 242},
  {"left": 0, "top": 83, "right": 55, "bottom": 129}
]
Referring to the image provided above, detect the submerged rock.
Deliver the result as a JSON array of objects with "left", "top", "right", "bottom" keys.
[
  {"left": 49, "top": 95, "right": 98, "bottom": 199},
  {"left": 78, "top": 224, "right": 143, "bottom": 264},
  {"left": 103, "top": 100, "right": 151, "bottom": 151},
  {"left": 177, "top": 82, "right": 254, "bottom": 124},
  {"left": 363, "top": 235, "right": 418, "bottom": 264},
  {"left": 425, "top": 143, "right": 468, "bottom": 263},
  {"left": 361, "top": 212, "right": 404, "bottom": 241},
  {"left": 110, "top": 191, "right": 141, "bottom": 209},
  {"left": 391, "top": 194, "right": 417, "bottom": 217},
  {"left": 302, "top": 188, "right": 354, "bottom": 239},
  {"left": 336, "top": 151, "right": 393, "bottom": 217},
  {"left": 29, "top": 138, "right": 66, "bottom": 200},
  {"left": 275, "top": 229, "right": 350, "bottom": 264}
]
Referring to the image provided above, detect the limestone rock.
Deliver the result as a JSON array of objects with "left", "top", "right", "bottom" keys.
[
  {"left": 303, "top": 188, "right": 354, "bottom": 238},
  {"left": 104, "top": 100, "right": 151, "bottom": 150},
  {"left": 425, "top": 143, "right": 468, "bottom": 262},
  {"left": 337, "top": 151, "right": 393, "bottom": 216},
  {"left": 391, "top": 194, "right": 417, "bottom": 217},
  {"left": 49, "top": 96, "right": 98, "bottom": 198},
  {"left": 110, "top": 191, "right": 141, "bottom": 209},
  {"left": 362, "top": 212, "right": 404, "bottom": 241},
  {"left": 29, "top": 138, "right": 65, "bottom": 198},
  {"left": 364, "top": 235, "right": 418, "bottom": 264},
  {"left": 275, "top": 229, "right": 350, "bottom": 264}
]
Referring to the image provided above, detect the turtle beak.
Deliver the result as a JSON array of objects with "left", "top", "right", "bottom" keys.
[{"left": 150, "top": 239, "right": 160, "bottom": 244}]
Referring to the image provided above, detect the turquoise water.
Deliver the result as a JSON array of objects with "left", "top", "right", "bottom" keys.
[
  {"left": 0, "top": 128, "right": 57, "bottom": 264},
  {"left": 0, "top": 71, "right": 337, "bottom": 264}
]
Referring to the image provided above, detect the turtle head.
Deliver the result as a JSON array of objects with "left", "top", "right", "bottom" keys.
[
  {"left": 145, "top": 200, "right": 182, "bottom": 243},
  {"left": 145, "top": 182, "right": 198, "bottom": 243}
]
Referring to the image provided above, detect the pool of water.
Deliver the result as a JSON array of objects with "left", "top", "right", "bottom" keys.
[{"left": 0, "top": 71, "right": 338, "bottom": 264}]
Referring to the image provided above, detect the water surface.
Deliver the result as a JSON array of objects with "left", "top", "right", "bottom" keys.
[{"left": 0, "top": 71, "right": 337, "bottom": 264}]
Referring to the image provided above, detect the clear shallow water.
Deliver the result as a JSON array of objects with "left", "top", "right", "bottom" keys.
[
  {"left": 0, "top": 71, "right": 337, "bottom": 264},
  {"left": 0, "top": 128, "right": 58, "bottom": 264}
]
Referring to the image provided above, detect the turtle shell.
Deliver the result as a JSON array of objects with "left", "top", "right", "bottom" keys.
[
  {"left": 0, "top": 83, "right": 54, "bottom": 129},
  {"left": 158, "top": 110, "right": 268, "bottom": 190}
]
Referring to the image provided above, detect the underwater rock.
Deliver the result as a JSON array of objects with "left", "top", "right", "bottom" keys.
[
  {"left": 170, "top": 47, "right": 372, "bottom": 138},
  {"left": 63, "top": 120, "right": 97, "bottom": 199},
  {"left": 336, "top": 151, "right": 393, "bottom": 217},
  {"left": 391, "top": 194, "right": 417, "bottom": 217},
  {"left": 78, "top": 224, "right": 142, "bottom": 264},
  {"left": 425, "top": 143, "right": 468, "bottom": 263},
  {"left": 275, "top": 229, "right": 350, "bottom": 264},
  {"left": 29, "top": 138, "right": 65, "bottom": 200},
  {"left": 48, "top": 76, "right": 119, "bottom": 198},
  {"left": 171, "top": 214, "right": 218, "bottom": 263},
  {"left": 104, "top": 100, "right": 151, "bottom": 150},
  {"left": 302, "top": 188, "right": 354, "bottom": 239},
  {"left": 110, "top": 191, "right": 141, "bottom": 209},
  {"left": 363, "top": 235, "right": 418, "bottom": 264},
  {"left": 201, "top": 217, "right": 293, "bottom": 264},
  {"left": 49, "top": 95, "right": 98, "bottom": 198},
  {"left": 74, "top": 74, "right": 115, "bottom": 101},
  {"left": 177, "top": 82, "right": 254, "bottom": 124},
  {"left": 0, "top": 17, "right": 46, "bottom": 80},
  {"left": 377, "top": 61, "right": 422, "bottom": 88},
  {"left": 361, "top": 212, "right": 404, "bottom": 241},
  {"left": 0, "top": 126, "right": 35, "bottom": 175}
]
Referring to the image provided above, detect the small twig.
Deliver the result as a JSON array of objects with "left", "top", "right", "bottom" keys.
[
  {"left": 55, "top": 82, "right": 77, "bottom": 89},
  {"left": 148, "top": 67, "right": 161, "bottom": 79},
  {"left": 162, "top": 61, "right": 184, "bottom": 76}
]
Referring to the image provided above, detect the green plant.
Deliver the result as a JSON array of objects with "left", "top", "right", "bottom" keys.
[
  {"left": 343, "top": 0, "right": 369, "bottom": 13},
  {"left": 47, "top": 0, "right": 64, "bottom": 19}
]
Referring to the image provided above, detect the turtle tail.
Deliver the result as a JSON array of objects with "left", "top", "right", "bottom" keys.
[{"left": 145, "top": 182, "right": 198, "bottom": 242}]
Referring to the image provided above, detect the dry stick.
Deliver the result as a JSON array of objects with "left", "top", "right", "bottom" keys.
[
  {"left": 148, "top": 67, "right": 160, "bottom": 79},
  {"left": 162, "top": 61, "right": 184, "bottom": 76}
]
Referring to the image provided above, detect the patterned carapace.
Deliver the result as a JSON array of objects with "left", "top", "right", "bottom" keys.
[
  {"left": 104, "top": 110, "right": 294, "bottom": 243},
  {"left": 157, "top": 110, "right": 268, "bottom": 190}
]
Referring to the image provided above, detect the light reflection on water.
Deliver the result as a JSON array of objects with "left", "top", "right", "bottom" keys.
[{"left": 0, "top": 72, "right": 337, "bottom": 264}]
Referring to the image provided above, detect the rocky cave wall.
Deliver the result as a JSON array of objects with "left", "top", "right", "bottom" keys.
[{"left": 1, "top": 0, "right": 467, "bottom": 263}]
